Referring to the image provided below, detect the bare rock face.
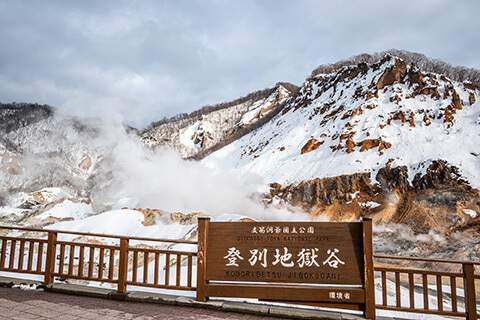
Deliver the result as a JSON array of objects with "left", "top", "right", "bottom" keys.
[
  {"left": 376, "top": 57, "right": 407, "bottom": 90},
  {"left": 376, "top": 166, "right": 410, "bottom": 193},
  {"left": 412, "top": 160, "right": 465, "bottom": 190},
  {"left": 469, "top": 92, "right": 476, "bottom": 105},
  {"left": 300, "top": 138, "right": 322, "bottom": 154},
  {"left": 267, "top": 160, "right": 480, "bottom": 234},
  {"left": 451, "top": 90, "right": 463, "bottom": 110},
  {"left": 130, "top": 208, "right": 162, "bottom": 226},
  {"left": 171, "top": 211, "right": 210, "bottom": 225},
  {"left": 78, "top": 156, "right": 92, "bottom": 171},
  {"left": 129, "top": 208, "right": 210, "bottom": 226},
  {"left": 269, "top": 172, "right": 376, "bottom": 210}
]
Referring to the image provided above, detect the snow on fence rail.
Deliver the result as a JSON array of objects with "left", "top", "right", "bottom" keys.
[{"left": 0, "top": 226, "right": 197, "bottom": 292}]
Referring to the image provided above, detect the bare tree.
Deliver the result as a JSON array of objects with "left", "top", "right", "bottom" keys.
[{"left": 308, "top": 49, "right": 480, "bottom": 89}]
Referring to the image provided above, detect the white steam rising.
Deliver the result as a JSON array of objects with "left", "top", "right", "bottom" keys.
[
  {"left": 92, "top": 121, "right": 308, "bottom": 221},
  {"left": 2, "top": 108, "right": 308, "bottom": 221},
  {"left": 373, "top": 223, "right": 446, "bottom": 245}
]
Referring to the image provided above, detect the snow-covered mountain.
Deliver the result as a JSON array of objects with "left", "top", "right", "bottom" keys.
[
  {"left": 141, "top": 84, "right": 294, "bottom": 158},
  {"left": 1, "top": 52, "right": 480, "bottom": 241},
  {"left": 4, "top": 53, "right": 480, "bottom": 311},
  {"left": 202, "top": 54, "right": 480, "bottom": 236},
  {"left": 204, "top": 54, "right": 480, "bottom": 187},
  {"left": 0, "top": 103, "right": 105, "bottom": 197},
  {"left": 0, "top": 87, "right": 302, "bottom": 223}
]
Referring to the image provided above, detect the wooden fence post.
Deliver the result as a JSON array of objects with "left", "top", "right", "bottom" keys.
[
  {"left": 117, "top": 238, "right": 129, "bottom": 293},
  {"left": 196, "top": 217, "right": 210, "bottom": 302},
  {"left": 44, "top": 231, "right": 57, "bottom": 285},
  {"left": 463, "top": 262, "right": 477, "bottom": 320},
  {"left": 362, "top": 218, "right": 376, "bottom": 319}
]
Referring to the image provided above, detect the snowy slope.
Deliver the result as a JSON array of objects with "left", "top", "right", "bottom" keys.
[
  {"left": 0, "top": 105, "right": 106, "bottom": 199},
  {"left": 203, "top": 55, "right": 480, "bottom": 188},
  {"left": 142, "top": 85, "right": 291, "bottom": 158},
  {"left": 2, "top": 53, "right": 480, "bottom": 226},
  {"left": 0, "top": 99, "right": 306, "bottom": 221}
]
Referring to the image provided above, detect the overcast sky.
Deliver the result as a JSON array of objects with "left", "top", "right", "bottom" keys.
[{"left": 1, "top": 0, "right": 479, "bottom": 128}]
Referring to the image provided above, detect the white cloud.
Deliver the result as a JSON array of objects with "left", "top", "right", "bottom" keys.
[{"left": 0, "top": 0, "right": 479, "bottom": 128}]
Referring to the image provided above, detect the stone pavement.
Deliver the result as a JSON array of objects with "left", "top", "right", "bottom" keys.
[
  {"left": 0, "top": 285, "right": 282, "bottom": 320},
  {"left": 0, "top": 276, "right": 394, "bottom": 319}
]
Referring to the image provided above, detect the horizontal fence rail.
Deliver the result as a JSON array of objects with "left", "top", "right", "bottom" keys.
[
  {"left": 374, "top": 254, "right": 479, "bottom": 320},
  {"left": 0, "top": 226, "right": 197, "bottom": 293},
  {"left": 1, "top": 225, "right": 479, "bottom": 319}
]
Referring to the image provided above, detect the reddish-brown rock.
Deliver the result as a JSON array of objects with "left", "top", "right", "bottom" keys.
[
  {"left": 407, "top": 69, "right": 425, "bottom": 89},
  {"left": 378, "top": 140, "right": 392, "bottom": 151},
  {"left": 78, "top": 156, "right": 92, "bottom": 171},
  {"left": 266, "top": 160, "right": 480, "bottom": 235},
  {"left": 346, "top": 137, "right": 355, "bottom": 154},
  {"left": 376, "top": 59, "right": 407, "bottom": 90},
  {"left": 408, "top": 112, "right": 415, "bottom": 127},
  {"left": 451, "top": 90, "right": 463, "bottom": 110},
  {"left": 393, "top": 111, "right": 407, "bottom": 123},
  {"left": 469, "top": 93, "right": 476, "bottom": 105},
  {"left": 419, "top": 87, "right": 440, "bottom": 100},
  {"left": 366, "top": 90, "right": 378, "bottom": 100},
  {"left": 423, "top": 114, "right": 432, "bottom": 126},
  {"left": 301, "top": 138, "right": 322, "bottom": 154},
  {"left": 358, "top": 138, "right": 381, "bottom": 152}
]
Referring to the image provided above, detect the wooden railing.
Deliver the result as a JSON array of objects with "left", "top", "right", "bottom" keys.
[
  {"left": 0, "top": 226, "right": 197, "bottom": 293},
  {"left": 1, "top": 225, "right": 479, "bottom": 319},
  {"left": 374, "top": 255, "right": 479, "bottom": 319}
]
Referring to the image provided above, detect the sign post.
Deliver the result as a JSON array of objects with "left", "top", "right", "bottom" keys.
[{"left": 196, "top": 217, "right": 375, "bottom": 319}]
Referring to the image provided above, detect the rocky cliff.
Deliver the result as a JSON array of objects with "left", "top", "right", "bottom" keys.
[
  {"left": 267, "top": 160, "right": 480, "bottom": 236},
  {"left": 141, "top": 84, "right": 295, "bottom": 158},
  {"left": 2, "top": 52, "right": 480, "bottom": 251},
  {"left": 197, "top": 53, "right": 480, "bottom": 259}
]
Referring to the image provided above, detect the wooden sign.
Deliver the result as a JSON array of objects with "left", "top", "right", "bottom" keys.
[
  {"left": 196, "top": 218, "right": 375, "bottom": 319},
  {"left": 206, "top": 222, "right": 364, "bottom": 285}
]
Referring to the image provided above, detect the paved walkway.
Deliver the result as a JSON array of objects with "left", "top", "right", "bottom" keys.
[
  {"left": 0, "top": 286, "right": 280, "bottom": 320},
  {"left": 0, "top": 276, "right": 375, "bottom": 320}
]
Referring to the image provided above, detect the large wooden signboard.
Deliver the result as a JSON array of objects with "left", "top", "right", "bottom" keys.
[{"left": 196, "top": 218, "right": 375, "bottom": 319}]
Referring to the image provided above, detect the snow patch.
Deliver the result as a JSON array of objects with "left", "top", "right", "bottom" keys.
[
  {"left": 12, "top": 283, "right": 43, "bottom": 291},
  {"left": 359, "top": 201, "right": 381, "bottom": 209},
  {"left": 37, "top": 200, "right": 93, "bottom": 220},
  {"left": 44, "top": 209, "right": 196, "bottom": 242},
  {"left": 463, "top": 209, "right": 477, "bottom": 218}
]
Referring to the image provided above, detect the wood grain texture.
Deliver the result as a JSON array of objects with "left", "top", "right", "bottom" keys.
[{"left": 206, "top": 222, "right": 364, "bottom": 285}]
